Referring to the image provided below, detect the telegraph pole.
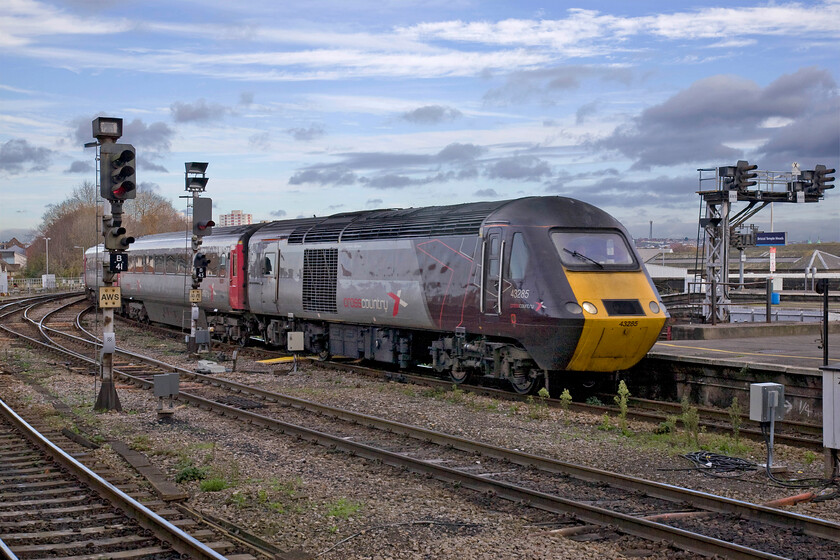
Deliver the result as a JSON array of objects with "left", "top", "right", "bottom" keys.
[{"left": 91, "top": 117, "right": 136, "bottom": 412}]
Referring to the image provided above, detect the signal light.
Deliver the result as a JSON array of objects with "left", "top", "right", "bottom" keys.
[
  {"left": 734, "top": 160, "right": 758, "bottom": 191},
  {"left": 104, "top": 226, "right": 135, "bottom": 251},
  {"left": 100, "top": 143, "right": 136, "bottom": 201},
  {"left": 193, "top": 197, "right": 214, "bottom": 237},
  {"left": 814, "top": 164, "right": 835, "bottom": 193}
]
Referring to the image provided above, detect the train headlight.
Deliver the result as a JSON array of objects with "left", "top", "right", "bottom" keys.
[
  {"left": 582, "top": 301, "right": 598, "bottom": 314},
  {"left": 565, "top": 302, "right": 582, "bottom": 314},
  {"left": 649, "top": 301, "right": 661, "bottom": 314}
]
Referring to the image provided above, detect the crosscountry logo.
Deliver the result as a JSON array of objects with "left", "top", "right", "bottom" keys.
[{"left": 387, "top": 290, "right": 409, "bottom": 317}]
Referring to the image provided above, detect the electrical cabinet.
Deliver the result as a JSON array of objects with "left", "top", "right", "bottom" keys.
[
  {"left": 823, "top": 366, "right": 840, "bottom": 449},
  {"left": 749, "top": 382, "right": 785, "bottom": 422}
]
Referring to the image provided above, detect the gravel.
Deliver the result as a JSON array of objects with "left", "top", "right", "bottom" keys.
[{"left": 3, "top": 322, "right": 838, "bottom": 559}]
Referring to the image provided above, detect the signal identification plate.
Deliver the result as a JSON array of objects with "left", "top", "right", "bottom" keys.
[
  {"left": 98, "top": 287, "right": 121, "bottom": 308},
  {"left": 189, "top": 289, "right": 202, "bottom": 303}
]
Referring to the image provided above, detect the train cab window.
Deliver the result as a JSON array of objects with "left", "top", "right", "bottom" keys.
[
  {"left": 166, "top": 254, "right": 176, "bottom": 274},
  {"left": 488, "top": 236, "right": 500, "bottom": 280},
  {"left": 508, "top": 233, "right": 529, "bottom": 283},
  {"left": 155, "top": 255, "right": 164, "bottom": 274},
  {"left": 552, "top": 231, "right": 636, "bottom": 269},
  {"left": 262, "top": 252, "right": 275, "bottom": 276}
]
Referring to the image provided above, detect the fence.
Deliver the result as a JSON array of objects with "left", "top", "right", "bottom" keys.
[{"left": 1, "top": 276, "right": 84, "bottom": 294}]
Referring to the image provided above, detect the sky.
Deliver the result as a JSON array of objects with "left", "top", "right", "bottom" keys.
[{"left": 1, "top": 0, "right": 838, "bottom": 243}]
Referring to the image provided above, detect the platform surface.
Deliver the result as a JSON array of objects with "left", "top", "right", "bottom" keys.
[{"left": 650, "top": 323, "right": 839, "bottom": 375}]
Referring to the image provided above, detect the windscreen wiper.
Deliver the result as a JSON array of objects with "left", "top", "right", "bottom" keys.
[{"left": 563, "top": 248, "right": 604, "bottom": 269}]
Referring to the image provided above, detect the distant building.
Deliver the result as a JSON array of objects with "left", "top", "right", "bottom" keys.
[
  {"left": 0, "top": 240, "right": 27, "bottom": 270},
  {"left": 218, "top": 210, "right": 253, "bottom": 227}
]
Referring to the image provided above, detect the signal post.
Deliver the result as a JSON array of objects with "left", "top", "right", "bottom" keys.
[
  {"left": 184, "top": 163, "right": 213, "bottom": 354},
  {"left": 92, "top": 117, "right": 136, "bottom": 411}
]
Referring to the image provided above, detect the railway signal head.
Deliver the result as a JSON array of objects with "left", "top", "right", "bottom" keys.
[
  {"left": 193, "top": 196, "right": 215, "bottom": 237},
  {"left": 734, "top": 160, "right": 757, "bottom": 191},
  {"left": 100, "top": 143, "right": 136, "bottom": 201},
  {"left": 104, "top": 226, "right": 135, "bottom": 251},
  {"left": 813, "top": 164, "right": 835, "bottom": 194}
]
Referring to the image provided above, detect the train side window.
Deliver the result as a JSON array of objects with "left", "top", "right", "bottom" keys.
[
  {"left": 166, "top": 254, "right": 176, "bottom": 274},
  {"left": 207, "top": 252, "right": 219, "bottom": 276},
  {"left": 488, "top": 235, "right": 500, "bottom": 280},
  {"left": 219, "top": 252, "right": 228, "bottom": 278},
  {"left": 155, "top": 255, "right": 164, "bottom": 274},
  {"left": 177, "top": 254, "right": 187, "bottom": 274},
  {"left": 262, "top": 253, "right": 275, "bottom": 276},
  {"left": 508, "top": 233, "right": 529, "bottom": 283},
  {"left": 225, "top": 252, "right": 232, "bottom": 279}
]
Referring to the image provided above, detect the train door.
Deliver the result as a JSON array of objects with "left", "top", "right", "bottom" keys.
[
  {"left": 481, "top": 227, "right": 504, "bottom": 318},
  {"left": 258, "top": 243, "right": 279, "bottom": 309},
  {"left": 228, "top": 242, "right": 247, "bottom": 310}
]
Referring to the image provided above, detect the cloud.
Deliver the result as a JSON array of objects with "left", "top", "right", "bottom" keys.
[
  {"left": 400, "top": 105, "right": 462, "bottom": 124},
  {"left": 547, "top": 175, "right": 698, "bottom": 210},
  {"left": 289, "top": 167, "right": 359, "bottom": 186},
  {"left": 249, "top": 132, "right": 271, "bottom": 150},
  {"left": 270, "top": 209, "right": 287, "bottom": 217},
  {"left": 474, "top": 188, "right": 499, "bottom": 197},
  {"left": 286, "top": 124, "right": 325, "bottom": 141},
  {"left": 598, "top": 67, "right": 838, "bottom": 170},
  {"left": 138, "top": 156, "right": 168, "bottom": 173},
  {"left": 485, "top": 155, "right": 551, "bottom": 181},
  {"left": 575, "top": 100, "right": 600, "bottom": 124},
  {"left": 171, "top": 98, "right": 231, "bottom": 123},
  {"left": 65, "top": 160, "right": 93, "bottom": 174},
  {"left": 483, "top": 65, "right": 633, "bottom": 105},
  {"left": 0, "top": 138, "right": 52, "bottom": 174},
  {"left": 239, "top": 92, "right": 254, "bottom": 106},
  {"left": 366, "top": 198, "right": 383, "bottom": 207},
  {"left": 137, "top": 182, "right": 160, "bottom": 193}
]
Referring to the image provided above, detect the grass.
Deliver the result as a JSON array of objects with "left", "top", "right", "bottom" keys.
[{"left": 326, "top": 498, "right": 363, "bottom": 519}]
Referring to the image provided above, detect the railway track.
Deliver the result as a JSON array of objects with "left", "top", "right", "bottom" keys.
[
  {"left": 108, "top": 307, "right": 826, "bottom": 451},
  {"left": 0, "top": 394, "right": 237, "bottom": 560},
  {"left": 5, "top": 297, "right": 835, "bottom": 558}
]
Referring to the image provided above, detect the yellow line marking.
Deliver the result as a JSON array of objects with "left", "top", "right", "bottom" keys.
[{"left": 656, "top": 343, "right": 824, "bottom": 361}]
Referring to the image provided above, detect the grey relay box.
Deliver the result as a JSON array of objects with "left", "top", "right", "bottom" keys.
[{"left": 749, "top": 382, "right": 785, "bottom": 422}]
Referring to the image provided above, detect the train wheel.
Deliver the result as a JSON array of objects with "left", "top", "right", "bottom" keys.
[
  {"left": 509, "top": 372, "right": 538, "bottom": 395},
  {"left": 449, "top": 367, "right": 471, "bottom": 385}
]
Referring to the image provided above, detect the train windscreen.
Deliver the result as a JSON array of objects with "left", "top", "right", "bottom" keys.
[{"left": 551, "top": 230, "right": 636, "bottom": 270}]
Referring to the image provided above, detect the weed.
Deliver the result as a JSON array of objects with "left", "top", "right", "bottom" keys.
[
  {"left": 680, "top": 396, "right": 701, "bottom": 448},
  {"left": 175, "top": 465, "right": 208, "bottom": 483},
  {"left": 229, "top": 492, "right": 247, "bottom": 507},
  {"left": 130, "top": 435, "right": 152, "bottom": 452},
  {"left": 597, "top": 412, "right": 612, "bottom": 431},
  {"left": 527, "top": 388, "right": 550, "bottom": 420},
  {"left": 327, "top": 498, "right": 363, "bottom": 519},
  {"left": 506, "top": 403, "right": 520, "bottom": 416},
  {"left": 200, "top": 477, "right": 230, "bottom": 492},
  {"left": 447, "top": 385, "right": 465, "bottom": 404},
  {"left": 614, "top": 380, "right": 631, "bottom": 433},
  {"left": 585, "top": 396, "right": 603, "bottom": 406},
  {"left": 804, "top": 451, "right": 818, "bottom": 465},
  {"left": 727, "top": 397, "right": 743, "bottom": 443}
]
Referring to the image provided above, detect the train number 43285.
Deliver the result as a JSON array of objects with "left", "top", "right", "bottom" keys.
[{"left": 619, "top": 320, "right": 638, "bottom": 327}]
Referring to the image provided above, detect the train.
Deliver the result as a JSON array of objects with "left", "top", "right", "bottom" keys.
[{"left": 85, "top": 196, "right": 667, "bottom": 394}]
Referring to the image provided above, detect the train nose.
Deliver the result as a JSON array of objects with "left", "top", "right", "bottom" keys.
[{"left": 563, "top": 273, "right": 667, "bottom": 372}]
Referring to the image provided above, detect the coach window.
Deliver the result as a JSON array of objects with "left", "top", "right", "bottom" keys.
[
  {"left": 219, "top": 252, "right": 228, "bottom": 278},
  {"left": 155, "top": 255, "right": 164, "bottom": 274},
  {"left": 508, "top": 232, "right": 529, "bottom": 284},
  {"left": 177, "top": 254, "right": 187, "bottom": 274},
  {"left": 208, "top": 252, "right": 219, "bottom": 276},
  {"left": 166, "top": 254, "right": 176, "bottom": 274}
]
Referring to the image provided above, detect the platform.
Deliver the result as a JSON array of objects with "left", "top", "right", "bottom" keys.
[
  {"left": 637, "top": 322, "right": 840, "bottom": 422},
  {"left": 652, "top": 322, "right": 840, "bottom": 376}
]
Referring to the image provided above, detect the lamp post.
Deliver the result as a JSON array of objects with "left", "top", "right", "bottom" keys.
[
  {"left": 45, "top": 237, "right": 50, "bottom": 276},
  {"left": 74, "top": 246, "right": 85, "bottom": 277}
]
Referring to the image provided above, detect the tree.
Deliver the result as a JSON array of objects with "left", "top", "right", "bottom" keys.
[{"left": 24, "top": 181, "right": 188, "bottom": 278}]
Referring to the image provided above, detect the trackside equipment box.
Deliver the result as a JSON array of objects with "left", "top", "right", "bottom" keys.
[
  {"left": 749, "top": 382, "right": 785, "bottom": 422},
  {"left": 821, "top": 365, "right": 840, "bottom": 449}
]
